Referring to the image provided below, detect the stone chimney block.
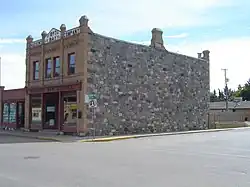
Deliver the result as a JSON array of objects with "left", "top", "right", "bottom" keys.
[
  {"left": 202, "top": 50, "right": 210, "bottom": 61},
  {"left": 150, "top": 28, "right": 165, "bottom": 50},
  {"left": 26, "top": 35, "right": 33, "bottom": 43},
  {"left": 79, "top": 15, "right": 89, "bottom": 27},
  {"left": 60, "top": 24, "right": 66, "bottom": 38},
  {"left": 41, "top": 31, "right": 47, "bottom": 44},
  {"left": 198, "top": 53, "right": 202, "bottom": 58},
  {"left": 26, "top": 35, "right": 33, "bottom": 49},
  {"left": 60, "top": 24, "right": 66, "bottom": 32},
  {"left": 41, "top": 31, "right": 47, "bottom": 39}
]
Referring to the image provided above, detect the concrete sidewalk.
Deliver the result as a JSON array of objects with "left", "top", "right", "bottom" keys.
[
  {"left": 1, "top": 127, "right": 250, "bottom": 143},
  {"left": 0, "top": 130, "right": 82, "bottom": 142}
]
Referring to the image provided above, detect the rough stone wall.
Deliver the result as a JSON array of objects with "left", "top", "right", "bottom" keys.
[{"left": 87, "top": 33, "right": 209, "bottom": 136}]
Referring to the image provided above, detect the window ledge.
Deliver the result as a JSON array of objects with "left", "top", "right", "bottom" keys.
[
  {"left": 66, "top": 73, "right": 82, "bottom": 77},
  {"left": 44, "top": 77, "right": 60, "bottom": 80}
]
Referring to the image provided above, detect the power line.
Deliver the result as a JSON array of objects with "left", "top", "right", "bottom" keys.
[{"left": 221, "top": 68, "right": 229, "bottom": 111}]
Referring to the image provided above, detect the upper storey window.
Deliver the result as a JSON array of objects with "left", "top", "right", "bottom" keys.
[
  {"left": 45, "top": 58, "right": 52, "bottom": 78},
  {"left": 68, "top": 53, "right": 75, "bottom": 75},
  {"left": 53, "top": 57, "right": 60, "bottom": 77},
  {"left": 33, "top": 61, "right": 39, "bottom": 80}
]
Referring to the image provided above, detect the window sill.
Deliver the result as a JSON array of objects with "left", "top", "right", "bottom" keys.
[
  {"left": 67, "top": 73, "right": 81, "bottom": 77},
  {"left": 44, "top": 76, "right": 60, "bottom": 81}
]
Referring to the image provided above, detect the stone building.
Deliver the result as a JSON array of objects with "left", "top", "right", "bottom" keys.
[{"left": 0, "top": 15, "right": 210, "bottom": 135}]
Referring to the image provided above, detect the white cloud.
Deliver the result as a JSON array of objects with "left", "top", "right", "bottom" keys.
[
  {"left": 0, "top": 38, "right": 25, "bottom": 44},
  {"left": 0, "top": 53, "right": 25, "bottom": 89},
  {"left": 165, "top": 37, "right": 250, "bottom": 91},
  {"left": 131, "top": 36, "right": 250, "bottom": 91},
  {"left": 87, "top": 0, "right": 234, "bottom": 36},
  {"left": 165, "top": 33, "right": 189, "bottom": 39}
]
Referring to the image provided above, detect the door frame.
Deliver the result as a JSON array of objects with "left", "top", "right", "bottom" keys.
[{"left": 43, "top": 92, "right": 59, "bottom": 130}]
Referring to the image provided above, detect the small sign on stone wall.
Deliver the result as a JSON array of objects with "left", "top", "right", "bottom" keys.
[
  {"left": 85, "top": 93, "right": 97, "bottom": 104},
  {"left": 89, "top": 99, "right": 97, "bottom": 108},
  {"left": 85, "top": 94, "right": 90, "bottom": 104},
  {"left": 85, "top": 94, "right": 97, "bottom": 108}
]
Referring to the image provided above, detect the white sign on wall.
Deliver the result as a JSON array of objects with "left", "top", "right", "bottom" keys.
[
  {"left": 47, "top": 106, "right": 55, "bottom": 112},
  {"left": 85, "top": 94, "right": 90, "bottom": 104},
  {"left": 32, "top": 108, "right": 42, "bottom": 121}
]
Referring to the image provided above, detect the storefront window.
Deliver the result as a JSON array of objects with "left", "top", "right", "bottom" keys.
[
  {"left": 9, "top": 103, "right": 17, "bottom": 123},
  {"left": 63, "top": 93, "right": 77, "bottom": 125},
  {"left": 31, "top": 95, "right": 42, "bottom": 124},
  {"left": 3, "top": 103, "right": 9, "bottom": 123}
]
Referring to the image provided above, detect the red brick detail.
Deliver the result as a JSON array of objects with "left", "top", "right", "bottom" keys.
[
  {"left": 3, "top": 88, "right": 25, "bottom": 102},
  {"left": 27, "top": 83, "right": 81, "bottom": 94},
  {"left": 1, "top": 122, "right": 17, "bottom": 128},
  {"left": 62, "top": 124, "right": 77, "bottom": 133}
]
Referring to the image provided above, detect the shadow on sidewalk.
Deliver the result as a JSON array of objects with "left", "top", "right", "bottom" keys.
[
  {"left": 0, "top": 134, "right": 53, "bottom": 144},
  {"left": 0, "top": 129, "right": 84, "bottom": 143}
]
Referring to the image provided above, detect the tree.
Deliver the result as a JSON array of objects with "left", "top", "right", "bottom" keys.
[
  {"left": 238, "top": 84, "right": 242, "bottom": 90},
  {"left": 218, "top": 89, "right": 225, "bottom": 101},
  {"left": 213, "top": 89, "right": 216, "bottom": 96},
  {"left": 233, "top": 79, "right": 250, "bottom": 101},
  {"left": 227, "top": 88, "right": 235, "bottom": 101},
  {"left": 210, "top": 88, "right": 236, "bottom": 102},
  {"left": 210, "top": 89, "right": 218, "bottom": 102}
]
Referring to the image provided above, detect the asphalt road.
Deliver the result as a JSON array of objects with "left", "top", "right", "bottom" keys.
[{"left": 0, "top": 129, "right": 250, "bottom": 187}]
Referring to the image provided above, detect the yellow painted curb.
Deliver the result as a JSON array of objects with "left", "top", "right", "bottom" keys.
[{"left": 80, "top": 135, "right": 136, "bottom": 142}]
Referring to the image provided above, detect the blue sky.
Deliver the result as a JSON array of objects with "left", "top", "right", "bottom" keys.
[{"left": 0, "top": 0, "right": 250, "bottom": 91}]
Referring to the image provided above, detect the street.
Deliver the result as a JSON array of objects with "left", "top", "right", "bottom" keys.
[{"left": 0, "top": 129, "right": 250, "bottom": 187}]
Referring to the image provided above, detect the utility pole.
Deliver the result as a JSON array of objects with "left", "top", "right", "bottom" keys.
[{"left": 221, "top": 68, "right": 229, "bottom": 111}]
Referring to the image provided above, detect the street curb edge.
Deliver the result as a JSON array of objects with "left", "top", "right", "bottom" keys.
[{"left": 79, "top": 127, "right": 250, "bottom": 143}]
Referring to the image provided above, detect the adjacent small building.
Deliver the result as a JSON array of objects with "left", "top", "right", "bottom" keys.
[
  {"left": 0, "top": 88, "right": 25, "bottom": 129},
  {"left": 209, "top": 101, "right": 250, "bottom": 122},
  {"left": 0, "top": 15, "right": 210, "bottom": 136}
]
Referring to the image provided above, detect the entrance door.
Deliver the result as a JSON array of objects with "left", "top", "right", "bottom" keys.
[
  {"left": 44, "top": 93, "right": 58, "bottom": 129},
  {"left": 45, "top": 105, "right": 56, "bottom": 129},
  {"left": 17, "top": 102, "right": 25, "bottom": 128}
]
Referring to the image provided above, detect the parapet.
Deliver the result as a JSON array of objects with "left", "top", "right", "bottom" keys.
[{"left": 27, "top": 15, "right": 89, "bottom": 48}]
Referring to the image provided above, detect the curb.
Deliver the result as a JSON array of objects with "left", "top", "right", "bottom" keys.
[
  {"left": 35, "top": 136, "right": 61, "bottom": 142},
  {"left": 80, "top": 136, "right": 133, "bottom": 142},
  {"left": 79, "top": 127, "right": 250, "bottom": 143}
]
